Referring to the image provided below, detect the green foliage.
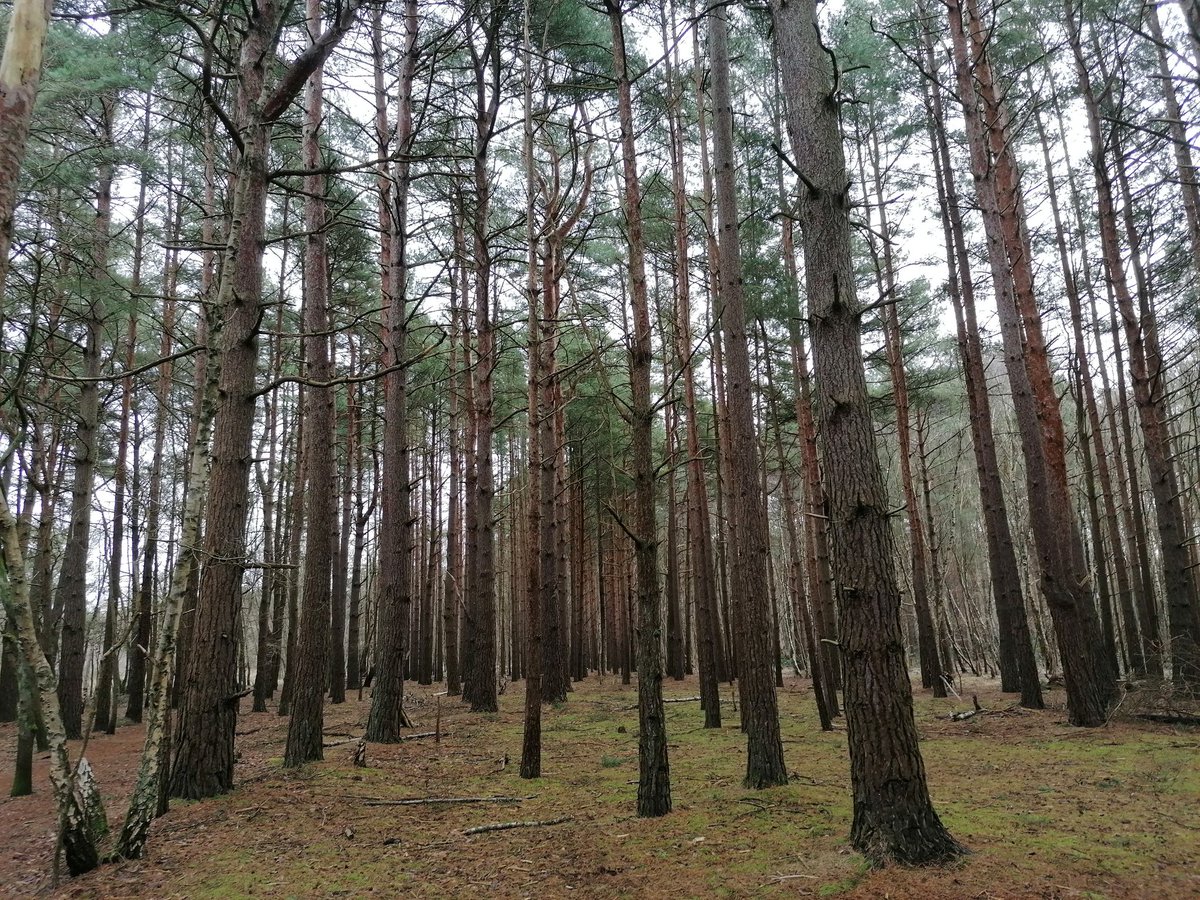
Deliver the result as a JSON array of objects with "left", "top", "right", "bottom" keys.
[{"left": 530, "top": 0, "right": 612, "bottom": 98}]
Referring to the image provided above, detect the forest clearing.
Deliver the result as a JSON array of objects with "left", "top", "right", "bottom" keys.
[{"left": 3, "top": 677, "right": 1198, "bottom": 899}]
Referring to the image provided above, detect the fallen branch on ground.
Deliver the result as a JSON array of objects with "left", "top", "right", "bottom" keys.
[
  {"left": 398, "top": 731, "right": 440, "bottom": 742},
  {"left": 463, "top": 816, "right": 572, "bottom": 836},
  {"left": 624, "top": 696, "right": 734, "bottom": 710},
  {"left": 362, "top": 795, "right": 530, "bottom": 807},
  {"left": 949, "top": 695, "right": 984, "bottom": 721}
]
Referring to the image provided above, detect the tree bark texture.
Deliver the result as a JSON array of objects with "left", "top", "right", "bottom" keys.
[{"left": 771, "top": 0, "right": 964, "bottom": 863}]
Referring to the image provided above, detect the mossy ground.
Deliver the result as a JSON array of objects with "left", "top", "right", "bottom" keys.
[{"left": 1, "top": 675, "right": 1197, "bottom": 898}]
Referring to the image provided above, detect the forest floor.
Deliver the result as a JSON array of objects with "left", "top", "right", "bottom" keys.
[{"left": 1, "top": 675, "right": 1198, "bottom": 899}]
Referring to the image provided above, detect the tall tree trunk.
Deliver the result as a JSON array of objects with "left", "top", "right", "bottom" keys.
[
  {"left": 858, "top": 105, "right": 944, "bottom": 696},
  {"left": 919, "top": 25, "right": 1042, "bottom": 706},
  {"left": 762, "top": 321, "right": 831, "bottom": 730},
  {"left": 284, "top": 0, "right": 335, "bottom": 766},
  {"left": 1066, "top": 0, "right": 1200, "bottom": 685},
  {"left": 608, "top": 0, "right": 670, "bottom": 818},
  {"left": 520, "top": 6, "right": 543, "bottom": 776},
  {"left": 367, "top": 0, "right": 417, "bottom": 741},
  {"left": 768, "top": 34, "right": 842, "bottom": 710},
  {"left": 708, "top": 3, "right": 786, "bottom": 787},
  {"left": 278, "top": 393, "right": 306, "bottom": 715},
  {"left": 251, "top": 374, "right": 279, "bottom": 714},
  {"left": 170, "top": 0, "right": 359, "bottom": 798},
  {"left": 947, "top": 0, "right": 1114, "bottom": 725},
  {"left": 128, "top": 143, "right": 181, "bottom": 723},
  {"left": 330, "top": 408, "right": 351, "bottom": 703},
  {"left": 464, "top": 5, "right": 501, "bottom": 713},
  {"left": 444, "top": 261, "right": 462, "bottom": 696},
  {"left": 771, "top": 0, "right": 964, "bottom": 863},
  {"left": 106, "top": 95, "right": 153, "bottom": 728},
  {"left": 347, "top": 357, "right": 367, "bottom": 692},
  {"left": 538, "top": 239, "right": 563, "bottom": 705},
  {"left": 664, "top": 4, "right": 721, "bottom": 724},
  {"left": 1032, "top": 98, "right": 1140, "bottom": 677},
  {"left": 690, "top": 8, "right": 734, "bottom": 682},
  {"left": 96, "top": 289, "right": 137, "bottom": 735},
  {"left": 54, "top": 94, "right": 114, "bottom": 740},
  {"left": 116, "top": 327, "right": 220, "bottom": 857}
]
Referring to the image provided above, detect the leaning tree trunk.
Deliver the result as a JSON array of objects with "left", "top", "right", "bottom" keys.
[
  {"left": 2, "top": 499, "right": 104, "bottom": 876},
  {"left": 115, "top": 315, "right": 220, "bottom": 859},
  {"left": 771, "top": 0, "right": 964, "bottom": 864},
  {"left": 1048, "top": 81, "right": 1164, "bottom": 679},
  {"left": 1107, "top": 122, "right": 1200, "bottom": 684},
  {"left": 1031, "top": 97, "right": 1141, "bottom": 677}
]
